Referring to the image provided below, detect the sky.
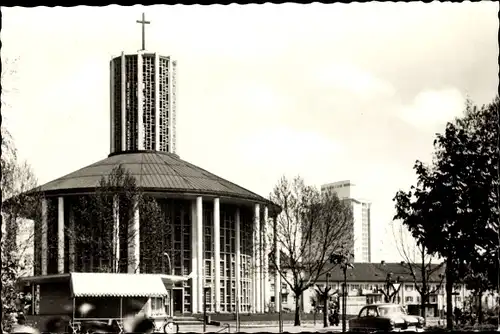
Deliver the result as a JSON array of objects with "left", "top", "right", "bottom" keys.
[{"left": 2, "top": 3, "right": 498, "bottom": 263}]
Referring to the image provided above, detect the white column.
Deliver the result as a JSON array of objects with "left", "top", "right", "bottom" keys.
[
  {"left": 137, "top": 52, "right": 144, "bottom": 150},
  {"left": 110, "top": 58, "right": 115, "bottom": 153},
  {"left": 112, "top": 195, "right": 120, "bottom": 273},
  {"left": 68, "top": 204, "right": 75, "bottom": 272},
  {"left": 41, "top": 198, "right": 48, "bottom": 276},
  {"left": 120, "top": 52, "right": 126, "bottom": 151},
  {"left": 262, "top": 206, "right": 269, "bottom": 312},
  {"left": 57, "top": 197, "right": 65, "bottom": 274},
  {"left": 191, "top": 200, "right": 198, "bottom": 313},
  {"left": 213, "top": 198, "right": 221, "bottom": 312},
  {"left": 154, "top": 53, "right": 160, "bottom": 151},
  {"left": 128, "top": 196, "right": 140, "bottom": 273},
  {"left": 253, "top": 203, "right": 261, "bottom": 313},
  {"left": 196, "top": 196, "right": 204, "bottom": 313},
  {"left": 273, "top": 215, "right": 281, "bottom": 314},
  {"left": 235, "top": 208, "right": 241, "bottom": 312}
]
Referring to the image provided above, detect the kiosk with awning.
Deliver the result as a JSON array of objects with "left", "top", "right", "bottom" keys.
[{"left": 18, "top": 272, "right": 191, "bottom": 324}]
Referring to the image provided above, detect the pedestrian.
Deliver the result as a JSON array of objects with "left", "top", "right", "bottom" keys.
[
  {"left": 333, "top": 308, "right": 340, "bottom": 326},
  {"left": 328, "top": 308, "right": 334, "bottom": 326}
]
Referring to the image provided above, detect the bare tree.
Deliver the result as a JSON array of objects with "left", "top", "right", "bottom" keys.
[
  {"left": 268, "top": 176, "right": 353, "bottom": 326},
  {"left": 391, "top": 221, "right": 445, "bottom": 323},
  {"left": 313, "top": 282, "right": 339, "bottom": 327},
  {"left": 1, "top": 57, "right": 20, "bottom": 109}
]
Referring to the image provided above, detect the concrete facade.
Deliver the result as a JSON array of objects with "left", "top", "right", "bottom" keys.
[
  {"left": 321, "top": 181, "right": 371, "bottom": 262},
  {"left": 29, "top": 194, "right": 278, "bottom": 315},
  {"left": 110, "top": 52, "right": 177, "bottom": 155}
]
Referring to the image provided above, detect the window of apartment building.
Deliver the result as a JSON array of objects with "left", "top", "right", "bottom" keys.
[
  {"left": 282, "top": 294, "right": 288, "bottom": 303},
  {"left": 405, "top": 296, "right": 413, "bottom": 303},
  {"left": 405, "top": 284, "right": 413, "bottom": 292},
  {"left": 416, "top": 296, "right": 421, "bottom": 303},
  {"left": 430, "top": 296, "right": 437, "bottom": 303}
]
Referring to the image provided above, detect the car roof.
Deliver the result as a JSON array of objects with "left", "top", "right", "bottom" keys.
[{"left": 364, "top": 303, "right": 400, "bottom": 307}]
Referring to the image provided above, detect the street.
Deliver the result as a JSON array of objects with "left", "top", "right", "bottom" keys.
[{"left": 177, "top": 322, "right": 346, "bottom": 333}]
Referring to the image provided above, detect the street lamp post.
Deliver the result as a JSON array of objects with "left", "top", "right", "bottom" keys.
[
  {"left": 329, "top": 250, "right": 353, "bottom": 333},
  {"left": 342, "top": 264, "right": 348, "bottom": 333},
  {"left": 325, "top": 273, "right": 331, "bottom": 328},
  {"left": 163, "top": 252, "right": 174, "bottom": 317},
  {"left": 163, "top": 252, "right": 173, "bottom": 275}
]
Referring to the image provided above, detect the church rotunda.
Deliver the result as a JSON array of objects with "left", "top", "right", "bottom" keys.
[{"left": 18, "top": 13, "right": 280, "bottom": 318}]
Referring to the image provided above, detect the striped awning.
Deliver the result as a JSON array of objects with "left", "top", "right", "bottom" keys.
[{"left": 70, "top": 273, "right": 170, "bottom": 298}]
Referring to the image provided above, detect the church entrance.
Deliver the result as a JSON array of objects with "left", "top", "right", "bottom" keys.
[{"left": 173, "top": 288, "right": 183, "bottom": 315}]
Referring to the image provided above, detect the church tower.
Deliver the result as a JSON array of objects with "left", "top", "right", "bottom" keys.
[{"left": 110, "top": 13, "right": 177, "bottom": 154}]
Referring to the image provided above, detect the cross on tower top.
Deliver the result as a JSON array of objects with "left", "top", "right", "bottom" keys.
[{"left": 136, "top": 13, "right": 150, "bottom": 51}]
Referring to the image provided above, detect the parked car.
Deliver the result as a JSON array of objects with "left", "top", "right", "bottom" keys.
[{"left": 349, "top": 303, "right": 425, "bottom": 332}]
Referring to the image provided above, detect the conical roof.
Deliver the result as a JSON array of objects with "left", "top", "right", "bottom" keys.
[{"left": 37, "top": 151, "right": 270, "bottom": 204}]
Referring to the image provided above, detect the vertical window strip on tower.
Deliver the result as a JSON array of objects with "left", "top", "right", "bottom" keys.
[
  {"left": 158, "top": 57, "right": 169, "bottom": 152},
  {"left": 113, "top": 58, "right": 122, "bottom": 152},
  {"left": 171, "top": 61, "right": 177, "bottom": 153},
  {"left": 125, "top": 56, "right": 138, "bottom": 150},
  {"left": 142, "top": 55, "right": 155, "bottom": 150}
]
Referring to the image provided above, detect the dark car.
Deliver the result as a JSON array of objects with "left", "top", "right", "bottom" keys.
[{"left": 349, "top": 303, "right": 425, "bottom": 332}]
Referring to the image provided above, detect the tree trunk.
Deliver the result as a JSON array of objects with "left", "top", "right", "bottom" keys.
[
  {"left": 445, "top": 257, "right": 454, "bottom": 330},
  {"left": 323, "top": 292, "right": 328, "bottom": 327},
  {"left": 294, "top": 293, "right": 301, "bottom": 326},
  {"left": 477, "top": 289, "right": 483, "bottom": 324},
  {"left": 421, "top": 292, "right": 427, "bottom": 324},
  {"left": 421, "top": 252, "right": 427, "bottom": 324}
]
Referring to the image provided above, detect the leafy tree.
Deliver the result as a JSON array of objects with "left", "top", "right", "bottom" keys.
[
  {"left": 393, "top": 96, "right": 499, "bottom": 330},
  {"left": 269, "top": 176, "right": 353, "bottom": 326},
  {"left": 71, "top": 165, "right": 169, "bottom": 273},
  {"left": 1, "top": 127, "right": 39, "bottom": 332}
]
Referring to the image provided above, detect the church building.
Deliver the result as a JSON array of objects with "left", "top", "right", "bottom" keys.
[{"left": 18, "top": 14, "right": 280, "bottom": 319}]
